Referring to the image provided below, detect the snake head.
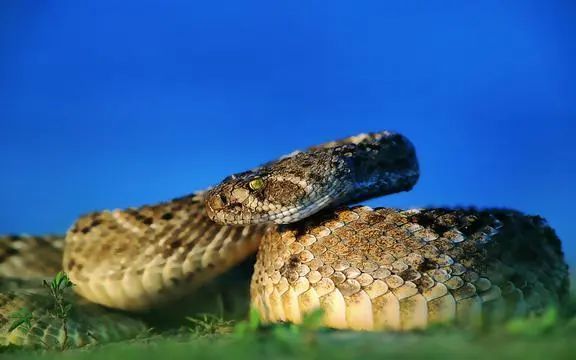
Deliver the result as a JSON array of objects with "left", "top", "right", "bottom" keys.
[
  {"left": 205, "top": 150, "right": 354, "bottom": 225},
  {"left": 205, "top": 131, "right": 419, "bottom": 225}
]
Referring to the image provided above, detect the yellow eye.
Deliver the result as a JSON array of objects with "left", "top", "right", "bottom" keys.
[{"left": 249, "top": 178, "right": 264, "bottom": 190}]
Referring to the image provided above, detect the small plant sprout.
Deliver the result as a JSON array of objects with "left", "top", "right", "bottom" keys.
[
  {"left": 9, "top": 271, "right": 75, "bottom": 350},
  {"left": 42, "top": 271, "right": 75, "bottom": 350},
  {"left": 43, "top": 271, "right": 74, "bottom": 320}
]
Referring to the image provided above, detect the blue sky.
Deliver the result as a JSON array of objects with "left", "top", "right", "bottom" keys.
[{"left": 1, "top": 1, "right": 574, "bottom": 262}]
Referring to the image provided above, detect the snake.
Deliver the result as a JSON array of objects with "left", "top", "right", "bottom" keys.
[{"left": 0, "top": 131, "right": 569, "bottom": 347}]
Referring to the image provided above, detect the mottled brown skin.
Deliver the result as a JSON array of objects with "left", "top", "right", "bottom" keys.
[
  {"left": 0, "top": 130, "right": 570, "bottom": 347},
  {"left": 0, "top": 235, "right": 63, "bottom": 280},
  {"left": 205, "top": 131, "right": 419, "bottom": 225},
  {"left": 0, "top": 235, "right": 148, "bottom": 347},
  {"left": 0, "top": 193, "right": 269, "bottom": 346},
  {"left": 0, "top": 291, "right": 147, "bottom": 347},
  {"left": 63, "top": 192, "right": 268, "bottom": 311},
  {"left": 251, "top": 207, "right": 569, "bottom": 330}
]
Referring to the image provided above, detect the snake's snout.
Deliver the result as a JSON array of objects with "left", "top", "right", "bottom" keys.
[
  {"left": 205, "top": 187, "right": 250, "bottom": 225},
  {"left": 205, "top": 192, "right": 228, "bottom": 224}
]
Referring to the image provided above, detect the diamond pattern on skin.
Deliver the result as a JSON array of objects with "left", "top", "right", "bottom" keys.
[{"left": 251, "top": 207, "right": 568, "bottom": 330}]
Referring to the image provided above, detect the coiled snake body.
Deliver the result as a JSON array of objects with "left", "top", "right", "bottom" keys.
[{"left": 0, "top": 131, "right": 569, "bottom": 347}]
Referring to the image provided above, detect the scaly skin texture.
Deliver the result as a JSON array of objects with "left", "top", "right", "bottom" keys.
[
  {"left": 0, "top": 235, "right": 63, "bottom": 280},
  {"left": 63, "top": 192, "right": 268, "bottom": 311},
  {"left": 0, "top": 193, "right": 268, "bottom": 347},
  {"left": 251, "top": 207, "right": 569, "bottom": 330},
  {"left": 0, "top": 291, "right": 147, "bottom": 347},
  {"left": 0, "top": 131, "right": 570, "bottom": 347},
  {"left": 205, "top": 131, "right": 419, "bottom": 225},
  {"left": 0, "top": 236, "right": 148, "bottom": 347}
]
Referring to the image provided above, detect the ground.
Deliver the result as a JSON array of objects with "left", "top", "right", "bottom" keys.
[
  {"left": 2, "top": 321, "right": 575, "bottom": 360},
  {"left": 2, "top": 301, "right": 575, "bottom": 359},
  {"left": 1, "top": 273, "right": 574, "bottom": 359}
]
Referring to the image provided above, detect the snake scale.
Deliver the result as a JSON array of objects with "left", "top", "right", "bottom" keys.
[{"left": 0, "top": 131, "right": 569, "bottom": 347}]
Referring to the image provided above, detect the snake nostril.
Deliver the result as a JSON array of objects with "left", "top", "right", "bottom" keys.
[
  {"left": 208, "top": 193, "right": 227, "bottom": 211},
  {"left": 219, "top": 194, "right": 229, "bottom": 206}
]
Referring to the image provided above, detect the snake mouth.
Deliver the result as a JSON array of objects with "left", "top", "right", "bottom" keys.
[
  {"left": 207, "top": 201, "right": 321, "bottom": 225},
  {"left": 205, "top": 184, "right": 350, "bottom": 226}
]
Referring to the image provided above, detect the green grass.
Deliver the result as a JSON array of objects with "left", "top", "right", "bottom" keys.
[
  {"left": 2, "top": 271, "right": 574, "bottom": 359},
  {"left": 3, "top": 300, "right": 576, "bottom": 360},
  {"left": 2, "top": 321, "right": 575, "bottom": 360}
]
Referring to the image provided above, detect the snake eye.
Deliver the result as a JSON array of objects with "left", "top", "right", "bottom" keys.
[{"left": 248, "top": 178, "right": 264, "bottom": 190}]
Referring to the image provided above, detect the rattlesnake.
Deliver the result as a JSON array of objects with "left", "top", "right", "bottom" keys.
[{"left": 0, "top": 131, "right": 569, "bottom": 347}]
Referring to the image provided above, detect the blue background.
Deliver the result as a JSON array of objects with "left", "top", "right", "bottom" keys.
[{"left": 1, "top": 1, "right": 574, "bottom": 263}]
